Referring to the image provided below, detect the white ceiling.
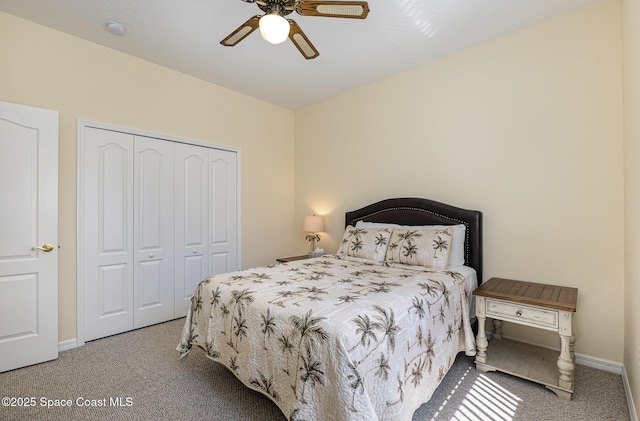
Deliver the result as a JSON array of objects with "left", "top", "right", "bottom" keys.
[{"left": 0, "top": 0, "right": 599, "bottom": 110}]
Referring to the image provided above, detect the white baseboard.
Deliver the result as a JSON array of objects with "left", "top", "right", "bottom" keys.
[
  {"left": 575, "top": 352, "right": 623, "bottom": 374},
  {"left": 623, "top": 365, "right": 639, "bottom": 421},
  {"left": 58, "top": 338, "right": 78, "bottom": 352}
]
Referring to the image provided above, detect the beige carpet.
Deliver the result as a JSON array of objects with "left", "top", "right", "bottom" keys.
[{"left": 0, "top": 318, "right": 630, "bottom": 420}]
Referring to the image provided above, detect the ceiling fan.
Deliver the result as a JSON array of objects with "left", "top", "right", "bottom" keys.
[{"left": 220, "top": 0, "right": 370, "bottom": 60}]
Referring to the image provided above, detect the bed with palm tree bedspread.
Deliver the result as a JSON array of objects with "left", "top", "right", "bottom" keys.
[{"left": 178, "top": 197, "right": 483, "bottom": 421}]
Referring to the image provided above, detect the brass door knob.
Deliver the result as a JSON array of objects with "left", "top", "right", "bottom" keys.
[{"left": 32, "top": 243, "right": 54, "bottom": 252}]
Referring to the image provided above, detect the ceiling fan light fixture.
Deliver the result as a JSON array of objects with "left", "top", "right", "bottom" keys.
[
  {"left": 220, "top": 0, "right": 370, "bottom": 59},
  {"left": 259, "top": 13, "right": 290, "bottom": 44}
]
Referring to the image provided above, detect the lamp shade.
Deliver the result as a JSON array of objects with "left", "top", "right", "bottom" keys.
[
  {"left": 259, "top": 13, "right": 290, "bottom": 44},
  {"left": 303, "top": 215, "right": 325, "bottom": 233}
]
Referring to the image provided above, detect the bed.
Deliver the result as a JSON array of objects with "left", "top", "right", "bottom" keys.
[{"left": 178, "top": 197, "right": 483, "bottom": 421}]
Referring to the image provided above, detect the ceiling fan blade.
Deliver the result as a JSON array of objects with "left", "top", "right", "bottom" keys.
[
  {"left": 220, "top": 15, "right": 261, "bottom": 47},
  {"left": 288, "top": 20, "right": 320, "bottom": 60},
  {"left": 296, "top": 1, "right": 369, "bottom": 19}
]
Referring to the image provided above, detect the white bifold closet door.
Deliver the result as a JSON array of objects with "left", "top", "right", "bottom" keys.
[
  {"left": 174, "top": 143, "right": 237, "bottom": 317},
  {"left": 82, "top": 130, "right": 175, "bottom": 340},
  {"left": 174, "top": 143, "right": 208, "bottom": 317},
  {"left": 82, "top": 128, "right": 135, "bottom": 340},
  {"left": 80, "top": 126, "right": 237, "bottom": 342},
  {"left": 133, "top": 136, "right": 175, "bottom": 328},
  {"left": 208, "top": 148, "right": 238, "bottom": 277}
]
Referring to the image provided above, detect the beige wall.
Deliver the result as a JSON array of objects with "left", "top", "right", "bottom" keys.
[
  {"left": 295, "top": 0, "right": 624, "bottom": 362},
  {"left": 623, "top": 0, "right": 640, "bottom": 415},
  {"left": 0, "top": 11, "right": 296, "bottom": 342}
]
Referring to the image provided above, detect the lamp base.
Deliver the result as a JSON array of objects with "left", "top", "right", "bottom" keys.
[{"left": 308, "top": 250, "right": 324, "bottom": 258}]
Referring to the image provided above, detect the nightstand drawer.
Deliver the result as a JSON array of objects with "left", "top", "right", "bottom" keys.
[{"left": 486, "top": 298, "right": 558, "bottom": 330}]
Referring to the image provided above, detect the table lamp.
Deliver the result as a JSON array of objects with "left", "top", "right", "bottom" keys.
[{"left": 303, "top": 215, "right": 325, "bottom": 257}]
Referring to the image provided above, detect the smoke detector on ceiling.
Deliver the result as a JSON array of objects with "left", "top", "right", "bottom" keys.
[{"left": 106, "top": 21, "right": 126, "bottom": 36}]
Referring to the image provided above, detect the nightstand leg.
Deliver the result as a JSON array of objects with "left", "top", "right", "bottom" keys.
[
  {"left": 557, "top": 312, "right": 575, "bottom": 394},
  {"left": 475, "top": 297, "right": 488, "bottom": 364},
  {"left": 558, "top": 334, "right": 574, "bottom": 390}
]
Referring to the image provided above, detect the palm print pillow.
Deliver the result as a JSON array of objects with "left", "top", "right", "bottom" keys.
[
  {"left": 337, "top": 226, "right": 392, "bottom": 263},
  {"left": 384, "top": 227, "right": 454, "bottom": 269}
]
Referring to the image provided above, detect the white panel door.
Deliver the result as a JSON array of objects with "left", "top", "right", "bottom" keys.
[
  {"left": 133, "top": 136, "right": 175, "bottom": 328},
  {"left": 82, "top": 128, "right": 134, "bottom": 341},
  {"left": 174, "top": 143, "right": 209, "bottom": 317},
  {"left": 0, "top": 101, "right": 58, "bottom": 372},
  {"left": 209, "top": 149, "right": 238, "bottom": 275}
]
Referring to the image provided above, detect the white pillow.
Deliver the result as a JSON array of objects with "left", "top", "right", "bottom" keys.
[
  {"left": 385, "top": 227, "right": 454, "bottom": 269},
  {"left": 355, "top": 221, "right": 466, "bottom": 266},
  {"left": 337, "top": 225, "right": 392, "bottom": 263}
]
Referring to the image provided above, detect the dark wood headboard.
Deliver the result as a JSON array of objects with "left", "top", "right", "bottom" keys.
[{"left": 345, "top": 197, "right": 483, "bottom": 283}]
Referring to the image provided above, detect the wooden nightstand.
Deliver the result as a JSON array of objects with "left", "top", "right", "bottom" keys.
[
  {"left": 276, "top": 255, "right": 309, "bottom": 263},
  {"left": 473, "top": 277, "right": 578, "bottom": 400}
]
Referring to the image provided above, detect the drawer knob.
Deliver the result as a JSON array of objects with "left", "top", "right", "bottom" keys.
[{"left": 516, "top": 310, "right": 522, "bottom": 317}]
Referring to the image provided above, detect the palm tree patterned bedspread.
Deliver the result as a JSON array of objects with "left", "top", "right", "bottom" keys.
[{"left": 178, "top": 255, "right": 476, "bottom": 421}]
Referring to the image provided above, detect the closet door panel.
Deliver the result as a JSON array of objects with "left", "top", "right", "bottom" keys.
[
  {"left": 209, "top": 149, "right": 238, "bottom": 275},
  {"left": 175, "top": 143, "right": 209, "bottom": 317},
  {"left": 133, "top": 136, "right": 175, "bottom": 328},
  {"left": 82, "top": 128, "right": 134, "bottom": 341},
  {"left": 81, "top": 122, "right": 240, "bottom": 339},
  {"left": 99, "top": 264, "right": 128, "bottom": 315}
]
